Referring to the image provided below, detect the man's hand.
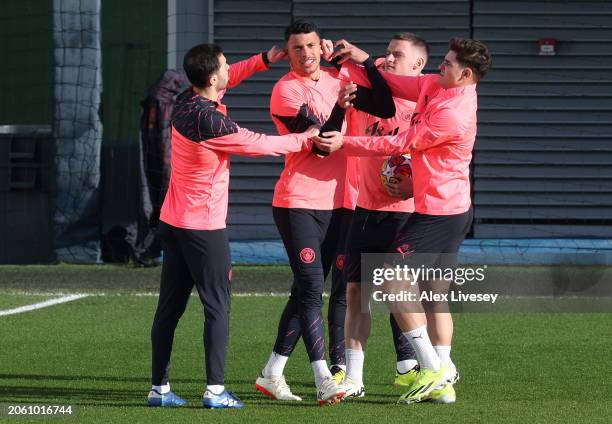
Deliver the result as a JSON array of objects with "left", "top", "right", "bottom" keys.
[
  {"left": 267, "top": 45, "right": 287, "bottom": 64},
  {"left": 331, "top": 39, "right": 370, "bottom": 65},
  {"left": 384, "top": 174, "right": 414, "bottom": 199},
  {"left": 312, "top": 131, "right": 343, "bottom": 153},
  {"left": 304, "top": 125, "right": 321, "bottom": 138},
  {"left": 321, "top": 39, "right": 334, "bottom": 61},
  {"left": 337, "top": 82, "right": 357, "bottom": 109}
]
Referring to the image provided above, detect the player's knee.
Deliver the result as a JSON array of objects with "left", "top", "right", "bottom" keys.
[
  {"left": 330, "top": 293, "right": 346, "bottom": 306},
  {"left": 296, "top": 285, "right": 325, "bottom": 309},
  {"left": 299, "top": 293, "right": 323, "bottom": 309},
  {"left": 346, "top": 283, "right": 362, "bottom": 304},
  {"left": 329, "top": 285, "right": 347, "bottom": 305}
]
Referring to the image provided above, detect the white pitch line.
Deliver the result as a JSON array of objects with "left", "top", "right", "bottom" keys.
[{"left": 0, "top": 294, "right": 89, "bottom": 317}]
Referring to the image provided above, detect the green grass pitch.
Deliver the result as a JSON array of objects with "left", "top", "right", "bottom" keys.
[{"left": 1, "top": 265, "right": 611, "bottom": 423}]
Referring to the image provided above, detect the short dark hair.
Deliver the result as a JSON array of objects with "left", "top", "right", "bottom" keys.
[
  {"left": 392, "top": 32, "right": 430, "bottom": 58},
  {"left": 183, "top": 43, "right": 223, "bottom": 88},
  {"left": 284, "top": 20, "right": 320, "bottom": 41},
  {"left": 448, "top": 38, "right": 492, "bottom": 81}
]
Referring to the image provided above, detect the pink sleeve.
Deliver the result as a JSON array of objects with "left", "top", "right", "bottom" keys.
[
  {"left": 203, "top": 127, "right": 312, "bottom": 157},
  {"left": 406, "top": 107, "right": 463, "bottom": 151},
  {"left": 338, "top": 61, "right": 421, "bottom": 101},
  {"left": 269, "top": 83, "right": 306, "bottom": 135},
  {"left": 227, "top": 53, "right": 268, "bottom": 89},
  {"left": 336, "top": 61, "right": 370, "bottom": 86},
  {"left": 343, "top": 133, "right": 408, "bottom": 157},
  {"left": 344, "top": 107, "right": 463, "bottom": 156}
]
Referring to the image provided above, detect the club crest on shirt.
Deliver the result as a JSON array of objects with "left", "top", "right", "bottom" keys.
[
  {"left": 300, "top": 248, "right": 316, "bottom": 264},
  {"left": 401, "top": 110, "right": 413, "bottom": 122}
]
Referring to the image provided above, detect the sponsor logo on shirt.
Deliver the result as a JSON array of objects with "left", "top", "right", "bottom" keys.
[{"left": 366, "top": 121, "right": 399, "bottom": 137}]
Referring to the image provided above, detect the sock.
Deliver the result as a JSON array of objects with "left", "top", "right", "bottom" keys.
[
  {"left": 403, "top": 326, "right": 440, "bottom": 370},
  {"left": 311, "top": 360, "right": 332, "bottom": 387},
  {"left": 396, "top": 359, "right": 419, "bottom": 374},
  {"left": 434, "top": 345, "right": 454, "bottom": 367},
  {"left": 345, "top": 349, "right": 365, "bottom": 383},
  {"left": 262, "top": 352, "right": 289, "bottom": 378},
  {"left": 151, "top": 383, "right": 170, "bottom": 394},
  {"left": 206, "top": 385, "right": 225, "bottom": 395},
  {"left": 331, "top": 364, "right": 346, "bottom": 371}
]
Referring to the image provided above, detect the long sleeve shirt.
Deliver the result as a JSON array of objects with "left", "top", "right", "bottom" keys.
[
  {"left": 160, "top": 54, "right": 312, "bottom": 230},
  {"left": 269, "top": 67, "right": 349, "bottom": 210},
  {"left": 339, "top": 62, "right": 478, "bottom": 215}
]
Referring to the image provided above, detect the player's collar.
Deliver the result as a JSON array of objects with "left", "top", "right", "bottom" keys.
[
  {"left": 441, "top": 83, "right": 477, "bottom": 98},
  {"left": 188, "top": 87, "right": 216, "bottom": 103},
  {"left": 290, "top": 69, "right": 323, "bottom": 85}
]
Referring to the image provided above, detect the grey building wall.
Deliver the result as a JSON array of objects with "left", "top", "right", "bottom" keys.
[
  {"left": 472, "top": 0, "right": 612, "bottom": 237},
  {"left": 167, "top": 0, "right": 214, "bottom": 70}
]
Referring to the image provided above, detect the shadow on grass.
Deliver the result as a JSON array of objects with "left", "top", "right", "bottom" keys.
[
  {"left": 0, "top": 384, "right": 326, "bottom": 409},
  {"left": 0, "top": 373, "right": 218, "bottom": 385},
  {"left": 0, "top": 374, "right": 403, "bottom": 408},
  {"left": 0, "top": 384, "right": 144, "bottom": 406},
  {"left": 0, "top": 374, "right": 151, "bottom": 383}
]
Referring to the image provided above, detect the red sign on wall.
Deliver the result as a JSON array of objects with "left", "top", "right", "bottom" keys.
[{"left": 539, "top": 38, "right": 558, "bottom": 56}]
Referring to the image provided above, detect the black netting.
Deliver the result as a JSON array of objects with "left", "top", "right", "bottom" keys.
[{"left": 52, "top": 0, "right": 102, "bottom": 263}]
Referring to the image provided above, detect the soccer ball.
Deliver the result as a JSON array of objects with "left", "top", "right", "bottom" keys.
[{"left": 380, "top": 153, "right": 412, "bottom": 186}]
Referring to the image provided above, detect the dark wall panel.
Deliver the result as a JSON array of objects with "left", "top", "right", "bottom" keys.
[{"left": 473, "top": 0, "right": 612, "bottom": 238}]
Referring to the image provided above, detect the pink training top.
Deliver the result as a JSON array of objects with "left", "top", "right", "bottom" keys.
[
  {"left": 342, "top": 154, "right": 360, "bottom": 210},
  {"left": 347, "top": 96, "right": 416, "bottom": 212},
  {"left": 270, "top": 67, "right": 348, "bottom": 210},
  {"left": 160, "top": 54, "right": 313, "bottom": 230},
  {"left": 339, "top": 63, "right": 478, "bottom": 215}
]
